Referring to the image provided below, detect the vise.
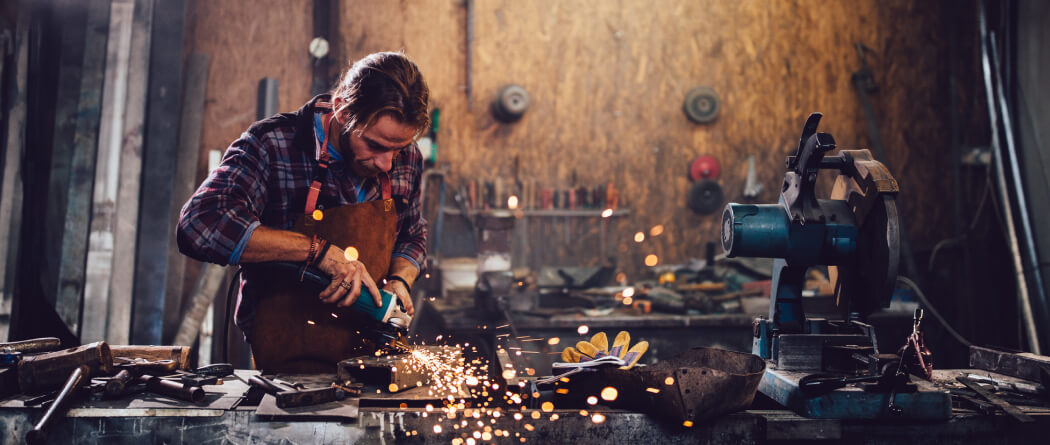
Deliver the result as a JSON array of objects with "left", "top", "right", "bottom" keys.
[{"left": 721, "top": 113, "right": 949, "bottom": 419}]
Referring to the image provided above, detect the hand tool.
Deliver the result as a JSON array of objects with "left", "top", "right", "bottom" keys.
[
  {"left": 18, "top": 341, "right": 113, "bottom": 394},
  {"left": 964, "top": 373, "right": 1044, "bottom": 396},
  {"left": 957, "top": 376, "right": 1034, "bottom": 423},
  {"left": 141, "top": 374, "right": 206, "bottom": 405},
  {"left": 253, "top": 262, "right": 412, "bottom": 352},
  {"left": 103, "top": 358, "right": 182, "bottom": 398},
  {"left": 173, "top": 363, "right": 234, "bottom": 387},
  {"left": 0, "top": 337, "right": 62, "bottom": 354},
  {"left": 25, "top": 365, "right": 88, "bottom": 445},
  {"left": 110, "top": 345, "right": 192, "bottom": 370},
  {"left": 103, "top": 369, "right": 136, "bottom": 399},
  {"left": 248, "top": 374, "right": 346, "bottom": 408}
]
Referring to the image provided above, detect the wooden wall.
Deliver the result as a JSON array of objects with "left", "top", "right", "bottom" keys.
[
  {"left": 189, "top": 0, "right": 953, "bottom": 278},
  {"left": 185, "top": 0, "right": 313, "bottom": 178}
]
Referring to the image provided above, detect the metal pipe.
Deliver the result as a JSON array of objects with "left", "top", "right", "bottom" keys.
[
  {"left": 989, "top": 32, "right": 1050, "bottom": 348},
  {"left": 977, "top": 3, "right": 1042, "bottom": 353}
]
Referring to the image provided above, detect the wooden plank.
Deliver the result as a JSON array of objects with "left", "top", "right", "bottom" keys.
[
  {"left": 0, "top": 6, "right": 29, "bottom": 342},
  {"left": 55, "top": 0, "right": 111, "bottom": 336},
  {"left": 83, "top": 0, "right": 136, "bottom": 343},
  {"left": 107, "top": 0, "right": 154, "bottom": 345},
  {"left": 131, "top": 0, "right": 186, "bottom": 345},
  {"left": 163, "top": 52, "right": 209, "bottom": 343}
]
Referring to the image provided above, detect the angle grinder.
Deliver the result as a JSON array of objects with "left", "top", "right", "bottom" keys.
[{"left": 254, "top": 262, "right": 413, "bottom": 352}]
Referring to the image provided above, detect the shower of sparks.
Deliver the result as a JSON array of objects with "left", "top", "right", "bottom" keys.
[
  {"left": 600, "top": 387, "right": 618, "bottom": 401},
  {"left": 312, "top": 209, "right": 324, "bottom": 221},
  {"left": 634, "top": 232, "right": 645, "bottom": 242},
  {"left": 601, "top": 208, "right": 614, "bottom": 218},
  {"left": 508, "top": 195, "right": 519, "bottom": 209},
  {"left": 665, "top": 377, "right": 675, "bottom": 385},
  {"left": 591, "top": 413, "right": 606, "bottom": 424},
  {"left": 577, "top": 325, "right": 589, "bottom": 335},
  {"left": 650, "top": 225, "right": 664, "bottom": 236},
  {"left": 644, "top": 254, "right": 659, "bottom": 266},
  {"left": 547, "top": 337, "right": 560, "bottom": 345},
  {"left": 683, "top": 420, "right": 694, "bottom": 427},
  {"left": 646, "top": 387, "right": 660, "bottom": 394},
  {"left": 344, "top": 246, "right": 359, "bottom": 261},
  {"left": 586, "top": 396, "right": 598, "bottom": 405}
]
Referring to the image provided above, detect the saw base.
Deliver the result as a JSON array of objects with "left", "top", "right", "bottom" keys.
[{"left": 758, "top": 367, "right": 952, "bottom": 420}]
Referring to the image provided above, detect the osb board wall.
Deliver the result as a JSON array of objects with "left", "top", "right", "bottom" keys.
[
  {"left": 188, "top": 0, "right": 951, "bottom": 278},
  {"left": 185, "top": 0, "right": 314, "bottom": 179},
  {"left": 335, "top": 0, "right": 950, "bottom": 277}
]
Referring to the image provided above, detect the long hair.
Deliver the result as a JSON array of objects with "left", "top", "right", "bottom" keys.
[{"left": 330, "top": 52, "right": 430, "bottom": 137}]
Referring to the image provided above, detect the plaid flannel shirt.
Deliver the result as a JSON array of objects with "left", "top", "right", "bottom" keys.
[{"left": 177, "top": 95, "right": 427, "bottom": 334}]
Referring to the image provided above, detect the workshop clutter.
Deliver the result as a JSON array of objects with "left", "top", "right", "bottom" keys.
[
  {"left": 0, "top": 338, "right": 228, "bottom": 443},
  {"left": 456, "top": 177, "right": 622, "bottom": 212}
]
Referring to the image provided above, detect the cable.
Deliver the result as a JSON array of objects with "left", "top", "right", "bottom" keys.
[
  {"left": 896, "top": 276, "right": 972, "bottom": 347},
  {"left": 221, "top": 268, "right": 243, "bottom": 365}
]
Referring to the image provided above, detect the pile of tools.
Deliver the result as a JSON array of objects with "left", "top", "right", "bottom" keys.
[{"left": 0, "top": 338, "right": 232, "bottom": 444}]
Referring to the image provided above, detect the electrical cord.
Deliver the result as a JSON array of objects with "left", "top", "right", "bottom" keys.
[{"left": 896, "top": 275, "right": 972, "bottom": 347}]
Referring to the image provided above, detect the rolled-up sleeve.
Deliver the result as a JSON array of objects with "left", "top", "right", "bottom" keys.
[
  {"left": 177, "top": 132, "right": 270, "bottom": 266},
  {"left": 392, "top": 150, "right": 427, "bottom": 271}
]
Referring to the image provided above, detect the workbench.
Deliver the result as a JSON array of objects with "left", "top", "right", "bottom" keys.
[
  {"left": 0, "top": 404, "right": 1046, "bottom": 444},
  {"left": 438, "top": 311, "right": 755, "bottom": 371}
]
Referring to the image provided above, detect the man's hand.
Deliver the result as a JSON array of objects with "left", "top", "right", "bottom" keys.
[
  {"left": 383, "top": 279, "right": 414, "bottom": 316},
  {"left": 316, "top": 246, "right": 382, "bottom": 308}
]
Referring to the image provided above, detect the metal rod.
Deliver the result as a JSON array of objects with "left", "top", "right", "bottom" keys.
[{"left": 977, "top": 2, "right": 1042, "bottom": 353}]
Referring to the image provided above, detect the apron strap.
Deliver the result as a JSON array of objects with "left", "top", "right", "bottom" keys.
[
  {"left": 305, "top": 112, "right": 334, "bottom": 215},
  {"left": 380, "top": 173, "right": 391, "bottom": 200}
]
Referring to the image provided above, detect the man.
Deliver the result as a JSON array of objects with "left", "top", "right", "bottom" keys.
[{"left": 177, "top": 52, "right": 429, "bottom": 372}]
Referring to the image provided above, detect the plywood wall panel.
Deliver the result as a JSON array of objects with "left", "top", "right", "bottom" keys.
[{"left": 185, "top": 0, "right": 314, "bottom": 179}]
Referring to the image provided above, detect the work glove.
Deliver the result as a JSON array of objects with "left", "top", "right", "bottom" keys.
[{"left": 556, "top": 331, "right": 648, "bottom": 370}]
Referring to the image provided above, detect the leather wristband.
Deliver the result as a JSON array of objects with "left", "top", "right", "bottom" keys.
[
  {"left": 386, "top": 275, "right": 412, "bottom": 293},
  {"left": 314, "top": 240, "right": 332, "bottom": 266}
]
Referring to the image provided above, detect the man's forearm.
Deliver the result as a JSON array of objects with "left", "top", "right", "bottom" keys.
[
  {"left": 238, "top": 226, "right": 313, "bottom": 263},
  {"left": 387, "top": 256, "right": 419, "bottom": 286}
]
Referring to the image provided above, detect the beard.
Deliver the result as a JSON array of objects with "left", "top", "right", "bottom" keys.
[{"left": 340, "top": 131, "right": 381, "bottom": 177}]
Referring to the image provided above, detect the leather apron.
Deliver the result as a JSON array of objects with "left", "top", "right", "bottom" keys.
[{"left": 249, "top": 104, "right": 398, "bottom": 373}]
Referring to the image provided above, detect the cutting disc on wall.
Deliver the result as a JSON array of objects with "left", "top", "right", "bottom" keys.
[
  {"left": 683, "top": 86, "right": 721, "bottom": 124},
  {"left": 491, "top": 84, "right": 530, "bottom": 123},
  {"left": 687, "top": 179, "right": 724, "bottom": 215},
  {"left": 688, "top": 155, "right": 721, "bottom": 181}
]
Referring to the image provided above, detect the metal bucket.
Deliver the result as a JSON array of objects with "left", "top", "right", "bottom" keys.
[{"left": 555, "top": 347, "right": 766, "bottom": 423}]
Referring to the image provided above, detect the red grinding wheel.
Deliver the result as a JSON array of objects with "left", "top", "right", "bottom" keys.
[{"left": 689, "top": 155, "right": 721, "bottom": 181}]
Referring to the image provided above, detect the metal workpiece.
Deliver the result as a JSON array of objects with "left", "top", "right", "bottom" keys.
[
  {"left": 337, "top": 346, "right": 464, "bottom": 394},
  {"left": 552, "top": 348, "right": 766, "bottom": 423}
]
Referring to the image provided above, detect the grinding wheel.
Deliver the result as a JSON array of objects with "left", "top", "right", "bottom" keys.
[
  {"left": 687, "top": 180, "right": 724, "bottom": 215},
  {"left": 491, "top": 84, "right": 530, "bottom": 123},
  {"left": 836, "top": 195, "right": 901, "bottom": 315},
  {"left": 683, "top": 86, "right": 721, "bottom": 123}
]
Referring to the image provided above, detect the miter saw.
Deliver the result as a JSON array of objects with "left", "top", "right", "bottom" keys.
[{"left": 720, "top": 113, "right": 950, "bottom": 419}]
